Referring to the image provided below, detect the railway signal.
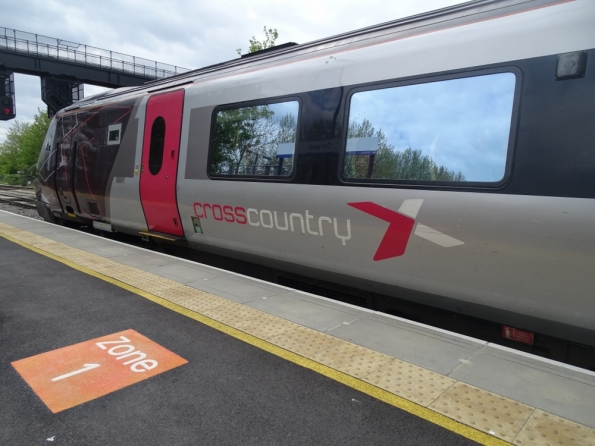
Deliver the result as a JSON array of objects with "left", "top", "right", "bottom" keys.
[
  {"left": 0, "top": 71, "right": 16, "bottom": 121},
  {"left": 1, "top": 95, "right": 16, "bottom": 121}
]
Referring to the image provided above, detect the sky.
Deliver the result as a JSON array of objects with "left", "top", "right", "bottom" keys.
[
  {"left": 347, "top": 72, "right": 516, "bottom": 181},
  {"left": 0, "top": 0, "right": 468, "bottom": 143}
]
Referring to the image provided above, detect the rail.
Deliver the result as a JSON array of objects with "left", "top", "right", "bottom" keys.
[
  {"left": 0, "top": 26, "right": 190, "bottom": 79},
  {"left": 0, "top": 185, "right": 36, "bottom": 209}
]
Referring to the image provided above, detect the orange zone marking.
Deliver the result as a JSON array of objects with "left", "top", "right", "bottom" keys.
[{"left": 11, "top": 329, "right": 187, "bottom": 413}]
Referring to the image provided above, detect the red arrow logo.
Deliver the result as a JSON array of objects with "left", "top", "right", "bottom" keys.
[{"left": 348, "top": 202, "right": 415, "bottom": 261}]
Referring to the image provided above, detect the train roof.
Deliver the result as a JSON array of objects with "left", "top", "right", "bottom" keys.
[{"left": 67, "top": 0, "right": 589, "bottom": 110}]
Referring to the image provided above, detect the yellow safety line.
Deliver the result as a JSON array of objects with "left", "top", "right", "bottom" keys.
[{"left": 0, "top": 230, "right": 510, "bottom": 446}]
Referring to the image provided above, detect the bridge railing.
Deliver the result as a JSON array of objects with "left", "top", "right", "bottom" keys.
[{"left": 0, "top": 27, "right": 190, "bottom": 79}]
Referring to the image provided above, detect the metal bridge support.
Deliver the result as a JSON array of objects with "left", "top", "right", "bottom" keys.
[
  {"left": 41, "top": 77, "right": 84, "bottom": 117},
  {"left": 0, "top": 69, "right": 16, "bottom": 121}
]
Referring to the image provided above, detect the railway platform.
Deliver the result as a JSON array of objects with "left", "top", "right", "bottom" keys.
[{"left": 1, "top": 210, "right": 594, "bottom": 446}]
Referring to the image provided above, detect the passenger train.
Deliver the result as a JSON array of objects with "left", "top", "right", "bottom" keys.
[{"left": 35, "top": 0, "right": 595, "bottom": 368}]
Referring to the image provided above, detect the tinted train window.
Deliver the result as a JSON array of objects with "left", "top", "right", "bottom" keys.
[
  {"left": 149, "top": 116, "right": 166, "bottom": 175},
  {"left": 36, "top": 118, "right": 57, "bottom": 179},
  {"left": 343, "top": 72, "right": 516, "bottom": 183},
  {"left": 210, "top": 101, "right": 299, "bottom": 177}
]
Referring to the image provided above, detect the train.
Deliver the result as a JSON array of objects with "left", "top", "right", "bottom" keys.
[{"left": 35, "top": 0, "right": 595, "bottom": 368}]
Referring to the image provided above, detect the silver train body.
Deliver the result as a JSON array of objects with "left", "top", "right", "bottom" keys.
[{"left": 35, "top": 0, "right": 595, "bottom": 353}]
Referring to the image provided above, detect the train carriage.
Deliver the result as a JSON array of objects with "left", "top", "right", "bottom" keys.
[{"left": 35, "top": 0, "right": 595, "bottom": 368}]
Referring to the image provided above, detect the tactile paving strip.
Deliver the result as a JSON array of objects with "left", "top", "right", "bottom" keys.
[
  {"left": 269, "top": 326, "right": 343, "bottom": 358},
  {"left": 154, "top": 285, "right": 228, "bottom": 313},
  {"left": 363, "top": 358, "right": 457, "bottom": 406},
  {"left": 429, "top": 382, "right": 534, "bottom": 442},
  {"left": 514, "top": 409, "right": 595, "bottom": 446},
  {"left": 1, "top": 222, "right": 595, "bottom": 446},
  {"left": 200, "top": 301, "right": 298, "bottom": 340},
  {"left": 202, "top": 300, "right": 267, "bottom": 326},
  {"left": 234, "top": 313, "right": 300, "bottom": 340},
  {"left": 311, "top": 341, "right": 394, "bottom": 379}
]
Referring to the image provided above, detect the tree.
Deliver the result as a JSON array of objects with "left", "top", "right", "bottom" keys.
[
  {"left": 211, "top": 105, "right": 276, "bottom": 174},
  {"left": 345, "top": 119, "right": 465, "bottom": 181},
  {"left": 236, "top": 26, "right": 279, "bottom": 55},
  {"left": 276, "top": 113, "right": 297, "bottom": 144},
  {"left": 211, "top": 106, "right": 298, "bottom": 176},
  {"left": 0, "top": 109, "right": 50, "bottom": 185}
]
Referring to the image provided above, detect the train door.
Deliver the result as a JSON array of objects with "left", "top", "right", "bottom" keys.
[
  {"left": 139, "top": 89, "right": 185, "bottom": 237},
  {"left": 55, "top": 115, "right": 79, "bottom": 215}
]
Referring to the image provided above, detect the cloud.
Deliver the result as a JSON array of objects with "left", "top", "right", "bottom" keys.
[{"left": 348, "top": 73, "right": 516, "bottom": 181}]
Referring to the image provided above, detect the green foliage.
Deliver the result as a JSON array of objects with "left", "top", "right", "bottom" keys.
[
  {"left": 345, "top": 119, "right": 465, "bottom": 181},
  {"left": 277, "top": 113, "right": 297, "bottom": 144},
  {"left": 237, "top": 26, "right": 279, "bottom": 55},
  {"left": 212, "top": 105, "right": 274, "bottom": 174},
  {"left": 0, "top": 109, "right": 50, "bottom": 185}
]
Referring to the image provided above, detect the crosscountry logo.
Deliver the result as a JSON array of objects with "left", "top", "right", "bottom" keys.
[{"left": 348, "top": 199, "right": 464, "bottom": 261}]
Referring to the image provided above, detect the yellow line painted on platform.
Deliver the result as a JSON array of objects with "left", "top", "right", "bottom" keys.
[{"left": 0, "top": 229, "right": 510, "bottom": 445}]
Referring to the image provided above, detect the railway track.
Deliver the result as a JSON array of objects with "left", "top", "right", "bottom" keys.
[{"left": 0, "top": 185, "right": 37, "bottom": 210}]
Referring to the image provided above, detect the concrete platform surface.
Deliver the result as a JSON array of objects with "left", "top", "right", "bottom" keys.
[{"left": 1, "top": 210, "right": 594, "bottom": 446}]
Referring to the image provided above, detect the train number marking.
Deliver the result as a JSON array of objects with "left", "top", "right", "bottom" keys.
[{"left": 11, "top": 329, "right": 187, "bottom": 413}]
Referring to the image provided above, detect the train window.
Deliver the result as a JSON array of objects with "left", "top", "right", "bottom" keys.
[
  {"left": 343, "top": 72, "right": 516, "bottom": 183},
  {"left": 36, "top": 118, "right": 57, "bottom": 179},
  {"left": 210, "top": 100, "right": 299, "bottom": 177},
  {"left": 148, "top": 116, "right": 166, "bottom": 175}
]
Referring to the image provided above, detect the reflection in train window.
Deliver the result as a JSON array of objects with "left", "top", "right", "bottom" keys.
[
  {"left": 210, "top": 101, "right": 299, "bottom": 177},
  {"left": 343, "top": 72, "right": 516, "bottom": 182},
  {"left": 149, "top": 116, "right": 166, "bottom": 175},
  {"left": 37, "top": 118, "right": 57, "bottom": 176}
]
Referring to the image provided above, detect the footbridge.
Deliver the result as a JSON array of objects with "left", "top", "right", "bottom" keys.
[{"left": 0, "top": 26, "right": 190, "bottom": 118}]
